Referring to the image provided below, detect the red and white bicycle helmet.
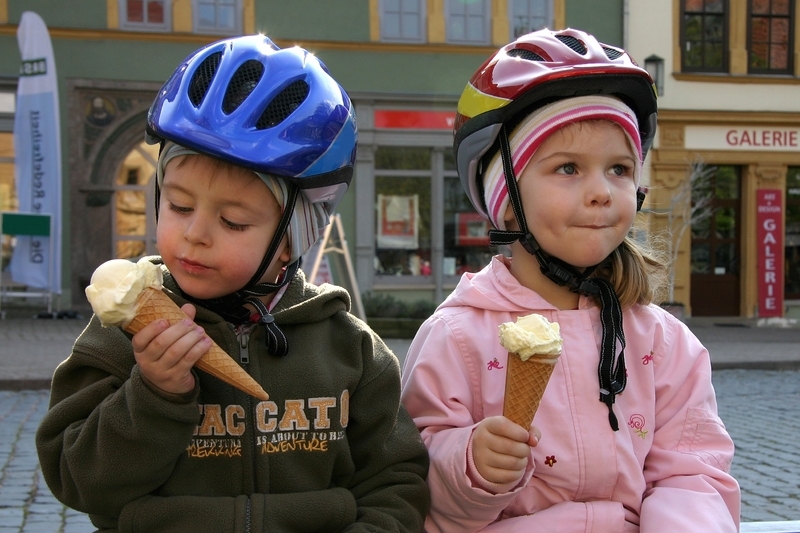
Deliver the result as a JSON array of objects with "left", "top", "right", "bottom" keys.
[{"left": 454, "top": 27, "right": 658, "bottom": 219}]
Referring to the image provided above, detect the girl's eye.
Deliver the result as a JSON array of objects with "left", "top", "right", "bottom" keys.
[
  {"left": 556, "top": 163, "right": 577, "bottom": 175},
  {"left": 168, "top": 203, "right": 191, "bottom": 214},
  {"left": 611, "top": 164, "right": 632, "bottom": 177},
  {"left": 222, "top": 218, "right": 248, "bottom": 231}
]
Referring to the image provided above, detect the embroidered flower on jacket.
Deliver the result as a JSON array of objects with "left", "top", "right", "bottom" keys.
[
  {"left": 628, "top": 414, "right": 648, "bottom": 439},
  {"left": 487, "top": 358, "right": 503, "bottom": 370},
  {"left": 544, "top": 455, "right": 557, "bottom": 467},
  {"left": 642, "top": 351, "right": 654, "bottom": 365}
]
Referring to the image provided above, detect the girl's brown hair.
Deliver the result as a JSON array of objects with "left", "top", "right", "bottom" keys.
[{"left": 594, "top": 224, "right": 670, "bottom": 308}]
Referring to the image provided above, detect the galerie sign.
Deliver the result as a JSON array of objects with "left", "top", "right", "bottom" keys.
[
  {"left": 685, "top": 126, "right": 800, "bottom": 152},
  {"left": 756, "top": 190, "right": 783, "bottom": 317}
]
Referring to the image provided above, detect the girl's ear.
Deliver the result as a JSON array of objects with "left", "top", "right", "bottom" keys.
[{"left": 503, "top": 203, "right": 520, "bottom": 231}]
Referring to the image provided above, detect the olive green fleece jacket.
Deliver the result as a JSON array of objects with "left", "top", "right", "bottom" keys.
[{"left": 36, "top": 264, "right": 430, "bottom": 532}]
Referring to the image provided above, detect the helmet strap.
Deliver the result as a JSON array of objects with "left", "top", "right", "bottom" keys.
[{"left": 488, "top": 125, "right": 627, "bottom": 430}]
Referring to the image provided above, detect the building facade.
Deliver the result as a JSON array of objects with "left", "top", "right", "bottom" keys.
[
  {"left": 628, "top": 0, "right": 800, "bottom": 318},
  {"left": 1, "top": 0, "right": 626, "bottom": 312}
]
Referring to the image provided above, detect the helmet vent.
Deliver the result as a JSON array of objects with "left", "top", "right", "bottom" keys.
[
  {"left": 223, "top": 59, "right": 265, "bottom": 114},
  {"left": 508, "top": 48, "right": 545, "bottom": 62},
  {"left": 556, "top": 35, "right": 587, "bottom": 55},
  {"left": 603, "top": 46, "right": 623, "bottom": 60},
  {"left": 255, "top": 80, "right": 310, "bottom": 129},
  {"left": 188, "top": 52, "right": 223, "bottom": 107}
]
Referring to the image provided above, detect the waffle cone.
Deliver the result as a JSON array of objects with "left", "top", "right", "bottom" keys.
[
  {"left": 123, "top": 287, "right": 269, "bottom": 401},
  {"left": 503, "top": 352, "right": 556, "bottom": 429}
]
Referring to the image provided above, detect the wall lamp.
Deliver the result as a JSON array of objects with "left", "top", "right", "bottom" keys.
[{"left": 644, "top": 54, "right": 665, "bottom": 97}]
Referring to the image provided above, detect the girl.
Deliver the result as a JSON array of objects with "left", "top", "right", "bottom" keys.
[{"left": 400, "top": 28, "right": 739, "bottom": 532}]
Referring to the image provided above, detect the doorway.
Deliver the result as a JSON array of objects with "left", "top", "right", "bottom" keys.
[
  {"left": 690, "top": 165, "right": 741, "bottom": 316},
  {"left": 113, "top": 141, "right": 159, "bottom": 259}
]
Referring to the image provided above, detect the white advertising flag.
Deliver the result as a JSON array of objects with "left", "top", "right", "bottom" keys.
[{"left": 10, "top": 11, "right": 62, "bottom": 293}]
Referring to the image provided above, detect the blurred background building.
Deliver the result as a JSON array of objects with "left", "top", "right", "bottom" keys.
[{"left": 0, "top": 0, "right": 798, "bottom": 319}]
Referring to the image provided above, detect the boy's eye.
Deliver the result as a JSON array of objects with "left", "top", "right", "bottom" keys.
[
  {"left": 222, "top": 217, "right": 248, "bottom": 231},
  {"left": 168, "top": 203, "right": 192, "bottom": 214}
]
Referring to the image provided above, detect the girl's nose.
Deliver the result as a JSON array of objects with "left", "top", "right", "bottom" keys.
[{"left": 586, "top": 171, "right": 612, "bottom": 206}]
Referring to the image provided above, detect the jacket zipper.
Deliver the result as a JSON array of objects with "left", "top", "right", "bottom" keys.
[{"left": 237, "top": 329, "right": 260, "bottom": 498}]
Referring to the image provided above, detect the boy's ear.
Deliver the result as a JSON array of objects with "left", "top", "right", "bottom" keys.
[{"left": 278, "top": 235, "right": 292, "bottom": 264}]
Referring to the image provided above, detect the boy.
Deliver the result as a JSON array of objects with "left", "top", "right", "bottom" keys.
[{"left": 36, "top": 35, "right": 430, "bottom": 532}]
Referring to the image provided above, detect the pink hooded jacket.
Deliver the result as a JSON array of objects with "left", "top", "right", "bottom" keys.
[{"left": 401, "top": 256, "right": 740, "bottom": 532}]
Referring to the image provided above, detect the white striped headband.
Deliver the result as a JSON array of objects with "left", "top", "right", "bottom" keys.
[
  {"left": 157, "top": 142, "right": 329, "bottom": 262},
  {"left": 482, "top": 95, "right": 643, "bottom": 231}
]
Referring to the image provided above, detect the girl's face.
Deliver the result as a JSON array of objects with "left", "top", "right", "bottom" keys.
[
  {"left": 510, "top": 120, "right": 638, "bottom": 268},
  {"left": 156, "top": 155, "right": 290, "bottom": 300}
]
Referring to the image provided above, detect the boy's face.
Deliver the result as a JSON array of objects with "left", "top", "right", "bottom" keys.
[
  {"left": 157, "top": 155, "right": 290, "bottom": 300},
  {"left": 509, "top": 120, "right": 638, "bottom": 268}
]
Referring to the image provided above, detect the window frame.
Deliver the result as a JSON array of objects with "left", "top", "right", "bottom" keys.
[
  {"left": 680, "top": 0, "right": 729, "bottom": 73},
  {"left": 193, "top": 0, "right": 242, "bottom": 35},
  {"left": 380, "top": 0, "right": 426, "bottom": 43},
  {"left": 445, "top": 0, "right": 491, "bottom": 45},
  {"left": 508, "top": 0, "right": 552, "bottom": 40},
  {"left": 746, "top": 0, "right": 794, "bottom": 74},
  {"left": 118, "top": 0, "right": 171, "bottom": 32}
]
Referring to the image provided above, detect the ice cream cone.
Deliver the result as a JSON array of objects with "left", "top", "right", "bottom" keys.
[
  {"left": 124, "top": 287, "right": 269, "bottom": 401},
  {"left": 502, "top": 352, "right": 556, "bottom": 429}
]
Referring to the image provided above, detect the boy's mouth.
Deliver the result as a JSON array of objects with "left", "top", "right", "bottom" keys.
[{"left": 178, "top": 258, "right": 210, "bottom": 274}]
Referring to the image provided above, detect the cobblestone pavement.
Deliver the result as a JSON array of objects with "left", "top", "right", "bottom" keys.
[
  {"left": 715, "top": 369, "right": 800, "bottom": 523},
  {"left": 0, "top": 371, "right": 797, "bottom": 531}
]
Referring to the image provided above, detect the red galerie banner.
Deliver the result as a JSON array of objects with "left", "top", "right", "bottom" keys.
[{"left": 756, "top": 189, "right": 784, "bottom": 317}]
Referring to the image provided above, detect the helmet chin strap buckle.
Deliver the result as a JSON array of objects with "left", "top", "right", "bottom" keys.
[{"left": 520, "top": 232, "right": 600, "bottom": 297}]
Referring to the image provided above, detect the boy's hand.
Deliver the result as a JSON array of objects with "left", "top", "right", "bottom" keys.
[
  {"left": 131, "top": 303, "right": 211, "bottom": 395},
  {"left": 472, "top": 416, "right": 541, "bottom": 485}
]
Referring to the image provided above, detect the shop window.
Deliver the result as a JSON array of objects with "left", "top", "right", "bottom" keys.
[
  {"left": 375, "top": 147, "right": 431, "bottom": 277},
  {"left": 786, "top": 167, "right": 800, "bottom": 299},
  {"left": 194, "top": 0, "right": 241, "bottom": 34},
  {"left": 681, "top": 0, "right": 728, "bottom": 72},
  {"left": 381, "top": 0, "right": 425, "bottom": 42},
  {"left": 373, "top": 147, "right": 491, "bottom": 283},
  {"left": 748, "top": 0, "right": 793, "bottom": 73},
  {"left": 509, "top": 0, "right": 551, "bottom": 39},
  {"left": 443, "top": 151, "right": 493, "bottom": 279},
  {"left": 119, "top": 0, "right": 171, "bottom": 31},
  {"left": 446, "top": 0, "right": 490, "bottom": 44}
]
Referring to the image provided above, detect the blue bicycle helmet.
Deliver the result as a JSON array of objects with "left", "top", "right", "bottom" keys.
[
  {"left": 146, "top": 34, "right": 357, "bottom": 212},
  {"left": 145, "top": 35, "right": 358, "bottom": 355}
]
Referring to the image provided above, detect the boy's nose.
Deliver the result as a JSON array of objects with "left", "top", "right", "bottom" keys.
[{"left": 183, "top": 216, "right": 211, "bottom": 245}]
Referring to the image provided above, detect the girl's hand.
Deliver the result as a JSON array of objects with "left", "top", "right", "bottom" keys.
[
  {"left": 131, "top": 303, "right": 211, "bottom": 395},
  {"left": 472, "top": 416, "right": 541, "bottom": 485}
]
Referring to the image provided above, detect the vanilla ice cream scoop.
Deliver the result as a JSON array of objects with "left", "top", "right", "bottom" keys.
[
  {"left": 498, "top": 313, "right": 562, "bottom": 361},
  {"left": 83, "top": 257, "right": 270, "bottom": 400},
  {"left": 85, "top": 258, "right": 163, "bottom": 327}
]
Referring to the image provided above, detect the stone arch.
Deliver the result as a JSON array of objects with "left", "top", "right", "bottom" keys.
[{"left": 68, "top": 80, "right": 161, "bottom": 306}]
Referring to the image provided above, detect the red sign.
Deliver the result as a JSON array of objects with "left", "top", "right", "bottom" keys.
[
  {"left": 374, "top": 110, "right": 455, "bottom": 130},
  {"left": 756, "top": 189, "right": 784, "bottom": 317},
  {"left": 455, "top": 212, "right": 489, "bottom": 246}
]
